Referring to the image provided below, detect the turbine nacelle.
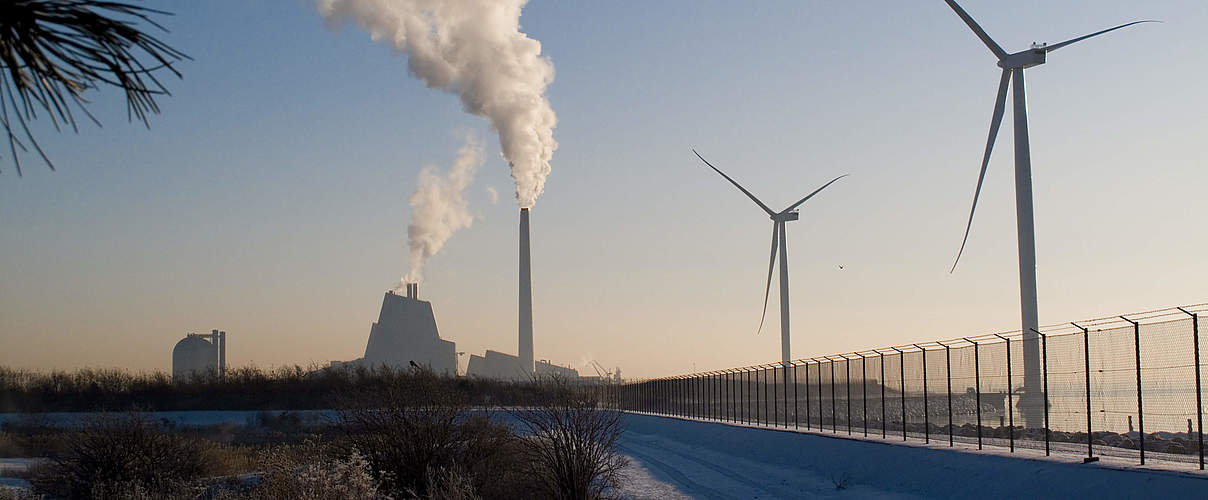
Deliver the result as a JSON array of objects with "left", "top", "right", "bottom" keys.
[
  {"left": 774, "top": 211, "right": 800, "bottom": 223},
  {"left": 997, "top": 48, "right": 1046, "bottom": 69}
]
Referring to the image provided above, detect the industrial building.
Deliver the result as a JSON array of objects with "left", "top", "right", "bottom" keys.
[
  {"left": 333, "top": 209, "right": 595, "bottom": 381},
  {"left": 172, "top": 330, "right": 226, "bottom": 379},
  {"left": 340, "top": 285, "right": 458, "bottom": 375}
]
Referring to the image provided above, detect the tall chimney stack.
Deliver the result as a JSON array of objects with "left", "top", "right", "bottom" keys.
[{"left": 519, "top": 208, "right": 534, "bottom": 374}]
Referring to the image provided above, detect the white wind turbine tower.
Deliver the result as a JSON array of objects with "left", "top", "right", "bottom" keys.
[
  {"left": 942, "top": 0, "right": 1157, "bottom": 426},
  {"left": 694, "top": 150, "right": 845, "bottom": 364}
]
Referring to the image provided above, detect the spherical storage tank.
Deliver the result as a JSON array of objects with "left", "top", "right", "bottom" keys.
[{"left": 172, "top": 335, "right": 218, "bottom": 379}]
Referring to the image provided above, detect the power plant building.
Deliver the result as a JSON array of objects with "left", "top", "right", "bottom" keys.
[
  {"left": 356, "top": 285, "right": 457, "bottom": 375},
  {"left": 333, "top": 209, "right": 593, "bottom": 381},
  {"left": 172, "top": 330, "right": 226, "bottom": 379}
]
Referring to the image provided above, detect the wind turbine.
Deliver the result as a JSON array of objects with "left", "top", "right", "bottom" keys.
[
  {"left": 942, "top": 0, "right": 1156, "bottom": 426},
  {"left": 694, "top": 149, "right": 845, "bottom": 364}
]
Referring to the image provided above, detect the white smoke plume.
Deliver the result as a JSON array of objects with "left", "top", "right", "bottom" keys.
[
  {"left": 398, "top": 136, "right": 484, "bottom": 287},
  {"left": 319, "top": 0, "right": 558, "bottom": 208}
]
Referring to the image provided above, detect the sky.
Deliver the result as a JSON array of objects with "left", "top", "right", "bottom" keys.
[{"left": 2, "top": 1, "right": 1206, "bottom": 379}]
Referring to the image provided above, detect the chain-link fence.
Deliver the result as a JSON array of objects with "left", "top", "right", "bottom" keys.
[{"left": 619, "top": 304, "right": 1208, "bottom": 470}]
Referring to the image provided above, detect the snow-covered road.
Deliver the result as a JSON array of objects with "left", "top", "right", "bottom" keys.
[{"left": 616, "top": 413, "right": 1208, "bottom": 499}]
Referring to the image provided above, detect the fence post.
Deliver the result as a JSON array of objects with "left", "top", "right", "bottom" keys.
[
  {"left": 755, "top": 368, "right": 760, "bottom": 424},
  {"left": 894, "top": 348, "right": 905, "bottom": 440},
  {"left": 677, "top": 377, "right": 682, "bottom": 418},
  {"left": 804, "top": 364, "right": 810, "bottom": 430},
  {"left": 1122, "top": 315, "right": 1144, "bottom": 465},
  {"left": 732, "top": 369, "right": 737, "bottom": 423},
  {"left": 793, "top": 362, "right": 800, "bottom": 429},
  {"left": 845, "top": 355, "right": 853, "bottom": 434},
  {"left": 715, "top": 373, "right": 720, "bottom": 421},
  {"left": 995, "top": 334, "right": 1014, "bottom": 453},
  {"left": 1178, "top": 308, "right": 1204, "bottom": 470},
  {"left": 749, "top": 368, "right": 754, "bottom": 425},
  {"left": 880, "top": 350, "right": 887, "bottom": 438},
  {"left": 1032, "top": 328, "right": 1050, "bottom": 456},
  {"left": 709, "top": 374, "right": 714, "bottom": 421},
  {"left": 965, "top": 338, "right": 982, "bottom": 450},
  {"left": 830, "top": 358, "right": 838, "bottom": 433},
  {"left": 1073, "top": 322, "right": 1097, "bottom": 463},
  {"left": 862, "top": 354, "right": 869, "bottom": 437},
  {"left": 728, "top": 370, "right": 734, "bottom": 422},
  {"left": 764, "top": 366, "right": 771, "bottom": 426},
  {"left": 691, "top": 375, "right": 696, "bottom": 419},
  {"left": 916, "top": 344, "right": 930, "bottom": 444},
  {"left": 674, "top": 377, "right": 678, "bottom": 418},
  {"left": 816, "top": 358, "right": 824, "bottom": 431},
  {"left": 944, "top": 342, "right": 953, "bottom": 447},
  {"left": 710, "top": 371, "right": 719, "bottom": 422},
  {"left": 784, "top": 363, "right": 790, "bottom": 428},
  {"left": 700, "top": 375, "right": 705, "bottom": 419},
  {"left": 777, "top": 364, "right": 783, "bottom": 428}
]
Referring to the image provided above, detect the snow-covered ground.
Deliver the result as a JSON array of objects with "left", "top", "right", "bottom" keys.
[{"left": 616, "top": 413, "right": 1208, "bottom": 499}]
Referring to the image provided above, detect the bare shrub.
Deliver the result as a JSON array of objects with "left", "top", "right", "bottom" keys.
[
  {"left": 339, "top": 367, "right": 516, "bottom": 498},
  {"left": 511, "top": 377, "right": 627, "bottom": 500},
  {"left": 419, "top": 465, "right": 479, "bottom": 500},
  {"left": 0, "top": 487, "right": 39, "bottom": 500},
  {"left": 242, "top": 442, "right": 380, "bottom": 500},
  {"left": 831, "top": 472, "right": 851, "bottom": 490},
  {"left": 29, "top": 414, "right": 210, "bottom": 499}
]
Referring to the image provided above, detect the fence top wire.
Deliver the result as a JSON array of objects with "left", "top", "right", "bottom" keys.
[{"left": 631, "top": 302, "right": 1208, "bottom": 383}]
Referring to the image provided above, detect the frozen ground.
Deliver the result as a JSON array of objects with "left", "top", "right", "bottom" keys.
[{"left": 616, "top": 413, "right": 1208, "bottom": 499}]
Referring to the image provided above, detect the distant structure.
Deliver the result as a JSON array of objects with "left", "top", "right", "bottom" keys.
[
  {"left": 518, "top": 207, "right": 534, "bottom": 374},
  {"left": 172, "top": 329, "right": 226, "bottom": 379},
  {"left": 466, "top": 350, "right": 528, "bottom": 380},
  {"left": 328, "top": 223, "right": 600, "bottom": 381},
  {"left": 354, "top": 285, "right": 457, "bottom": 375},
  {"left": 464, "top": 352, "right": 580, "bottom": 380},
  {"left": 536, "top": 359, "right": 579, "bottom": 379}
]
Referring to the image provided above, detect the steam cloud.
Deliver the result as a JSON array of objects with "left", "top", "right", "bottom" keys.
[
  {"left": 319, "top": 0, "right": 558, "bottom": 208},
  {"left": 399, "top": 137, "right": 484, "bottom": 287}
]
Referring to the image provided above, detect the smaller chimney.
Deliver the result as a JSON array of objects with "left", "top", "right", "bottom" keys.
[
  {"left": 218, "top": 331, "right": 226, "bottom": 377},
  {"left": 413, "top": 283, "right": 419, "bottom": 300},
  {"left": 211, "top": 329, "right": 221, "bottom": 376}
]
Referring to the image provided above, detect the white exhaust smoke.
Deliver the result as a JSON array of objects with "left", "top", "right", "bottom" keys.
[
  {"left": 318, "top": 0, "right": 558, "bottom": 209},
  {"left": 397, "top": 136, "right": 484, "bottom": 288}
]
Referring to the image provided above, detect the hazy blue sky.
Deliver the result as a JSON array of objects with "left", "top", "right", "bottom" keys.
[{"left": 2, "top": 1, "right": 1205, "bottom": 378}]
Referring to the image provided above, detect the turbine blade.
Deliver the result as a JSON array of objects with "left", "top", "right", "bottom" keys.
[
  {"left": 694, "top": 149, "right": 776, "bottom": 216},
  {"left": 943, "top": 0, "right": 1008, "bottom": 60},
  {"left": 758, "top": 221, "right": 779, "bottom": 335},
  {"left": 783, "top": 174, "right": 849, "bottom": 214},
  {"left": 951, "top": 68, "right": 1011, "bottom": 273},
  {"left": 1044, "top": 20, "right": 1159, "bottom": 53}
]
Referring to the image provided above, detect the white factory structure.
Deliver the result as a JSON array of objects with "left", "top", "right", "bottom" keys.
[{"left": 171, "top": 329, "right": 227, "bottom": 379}]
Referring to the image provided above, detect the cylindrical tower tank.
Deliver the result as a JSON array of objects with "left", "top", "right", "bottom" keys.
[{"left": 172, "top": 335, "right": 219, "bottom": 379}]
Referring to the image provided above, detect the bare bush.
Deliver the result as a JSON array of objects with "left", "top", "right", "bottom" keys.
[
  {"left": 419, "top": 465, "right": 479, "bottom": 500},
  {"left": 240, "top": 442, "right": 380, "bottom": 500},
  {"left": 30, "top": 414, "right": 210, "bottom": 499},
  {"left": 511, "top": 378, "right": 627, "bottom": 500},
  {"left": 339, "top": 367, "right": 515, "bottom": 498}
]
